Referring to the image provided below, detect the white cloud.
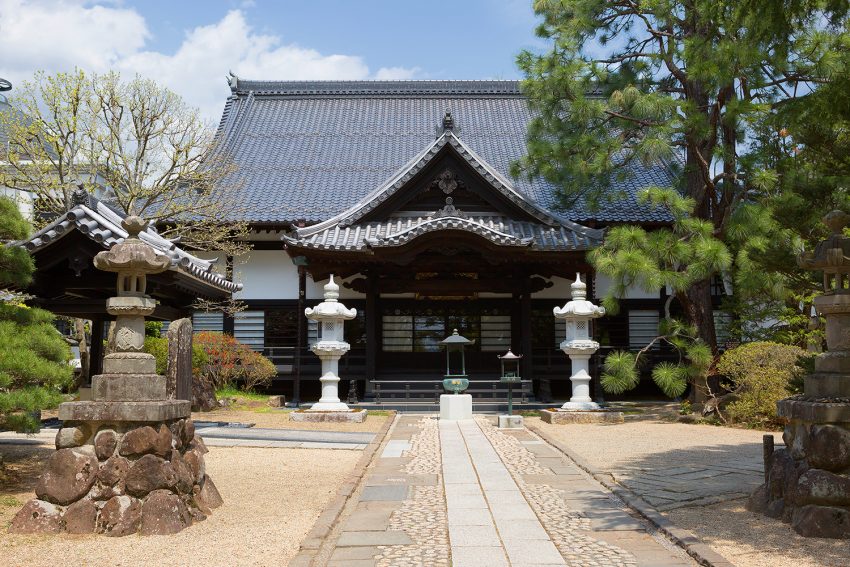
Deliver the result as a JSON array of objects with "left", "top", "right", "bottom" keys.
[{"left": 0, "top": 2, "right": 421, "bottom": 122}]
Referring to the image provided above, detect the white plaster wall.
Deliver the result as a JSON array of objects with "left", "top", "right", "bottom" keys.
[
  {"left": 193, "top": 251, "right": 226, "bottom": 276},
  {"left": 233, "top": 250, "right": 299, "bottom": 300},
  {"left": 594, "top": 273, "right": 659, "bottom": 300}
]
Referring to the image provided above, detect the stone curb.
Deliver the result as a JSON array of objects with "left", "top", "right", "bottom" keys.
[
  {"left": 525, "top": 421, "right": 736, "bottom": 567},
  {"left": 289, "top": 411, "right": 399, "bottom": 567}
]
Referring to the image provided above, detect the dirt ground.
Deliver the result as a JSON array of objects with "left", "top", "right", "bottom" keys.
[
  {"left": 195, "top": 404, "right": 389, "bottom": 432},
  {"left": 527, "top": 413, "right": 850, "bottom": 567},
  {"left": 0, "top": 442, "right": 361, "bottom": 566}
]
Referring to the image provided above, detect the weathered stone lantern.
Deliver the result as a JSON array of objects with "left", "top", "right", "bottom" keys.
[
  {"left": 751, "top": 210, "right": 850, "bottom": 538},
  {"left": 10, "top": 216, "right": 221, "bottom": 536},
  {"left": 439, "top": 329, "right": 474, "bottom": 420},
  {"left": 304, "top": 275, "right": 357, "bottom": 412},
  {"left": 498, "top": 350, "right": 523, "bottom": 429},
  {"left": 542, "top": 274, "right": 623, "bottom": 424}
]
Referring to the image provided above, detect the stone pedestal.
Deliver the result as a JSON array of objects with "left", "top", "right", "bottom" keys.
[
  {"left": 290, "top": 409, "right": 368, "bottom": 423},
  {"left": 539, "top": 408, "right": 624, "bottom": 424},
  {"left": 748, "top": 210, "right": 850, "bottom": 539},
  {"left": 440, "top": 394, "right": 473, "bottom": 421},
  {"left": 9, "top": 216, "right": 224, "bottom": 536},
  {"left": 498, "top": 414, "right": 524, "bottom": 429}
]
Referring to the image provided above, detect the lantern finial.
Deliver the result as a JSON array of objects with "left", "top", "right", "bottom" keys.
[
  {"left": 570, "top": 272, "right": 587, "bottom": 300},
  {"left": 323, "top": 274, "right": 340, "bottom": 301}
]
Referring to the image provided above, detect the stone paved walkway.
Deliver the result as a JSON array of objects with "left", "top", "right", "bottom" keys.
[{"left": 322, "top": 415, "right": 696, "bottom": 567}]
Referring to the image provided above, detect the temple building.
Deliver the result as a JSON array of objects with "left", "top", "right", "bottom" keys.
[{"left": 200, "top": 79, "right": 716, "bottom": 404}]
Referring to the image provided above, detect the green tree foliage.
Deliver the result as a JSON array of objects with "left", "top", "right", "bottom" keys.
[
  {"left": 716, "top": 342, "right": 811, "bottom": 427},
  {"left": 0, "top": 196, "right": 72, "bottom": 432},
  {"left": 142, "top": 336, "right": 208, "bottom": 377},
  {"left": 515, "top": 0, "right": 850, "bottom": 354}
]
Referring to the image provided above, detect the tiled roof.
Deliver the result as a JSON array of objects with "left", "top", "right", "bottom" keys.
[
  {"left": 15, "top": 194, "right": 242, "bottom": 293},
  {"left": 216, "top": 79, "right": 676, "bottom": 225},
  {"left": 283, "top": 215, "right": 595, "bottom": 253}
]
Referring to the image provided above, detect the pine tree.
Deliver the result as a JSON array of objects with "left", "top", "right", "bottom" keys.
[
  {"left": 0, "top": 196, "right": 72, "bottom": 432},
  {"left": 515, "top": 0, "right": 849, "bottom": 397}
]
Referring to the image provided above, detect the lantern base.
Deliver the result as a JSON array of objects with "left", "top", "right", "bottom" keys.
[
  {"left": 498, "top": 414, "right": 524, "bottom": 429},
  {"left": 290, "top": 408, "right": 367, "bottom": 423},
  {"left": 439, "top": 394, "right": 472, "bottom": 421},
  {"left": 307, "top": 401, "right": 351, "bottom": 412},
  {"left": 560, "top": 400, "right": 601, "bottom": 411},
  {"left": 539, "top": 408, "right": 624, "bottom": 424}
]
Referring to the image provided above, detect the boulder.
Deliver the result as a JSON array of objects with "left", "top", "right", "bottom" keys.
[
  {"left": 788, "top": 422, "right": 810, "bottom": 460},
  {"left": 196, "top": 474, "right": 223, "bottom": 509},
  {"left": 190, "top": 434, "right": 208, "bottom": 455},
  {"left": 746, "top": 484, "right": 768, "bottom": 514},
  {"left": 140, "top": 489, "right": 191, "bottom": 535},
  {"left": 8, "top": 499, "right": 62, "bottom": 534},
  {"left": 169, "top": 419, "right": 185, "bottom": 450},
  {"left": 118, "top": 426, "right": 159, "bottom": 457},
  {"left": 154, "top": 424, "right": 173, "bottom": 457},
  {"left": 92, "top": 456, "right": 128, "bottom": 499},
  {"left": 192, "top": 376, "right": 218, "bottom": 412},
  {"left": 63, "top": 498, "right": 98, "bottom": 534},
  {"left": 94, "top": 429, "right": 118, "bottom": 461},
  {"left": 170, "top": 450, "right": 195, "bottom": 495},
  {"left": 56, "top": 426, "right": 88, "bottom": 449},
  {"left": 766, "top": 497, "right": 786, "bottom": 520},
  {"left": 183, "top": 419, "right": 195, "bottom": 446},
  {"left": 125, "top": 454, "right": 177, "bottom": 497},
  {"left": 792, "top": 504, "right": 850, "bottom": 538},
  {"left": 796, "top": 469, "right": 850, "bottom": 506},
  {"left": 98, "top": 495, "right": 142, "bottom": 537},
  {"left": 183, "top": 447, "right": 206, "bottom": 484},
  {"left": 35, "top": 446, "right": 99, "bottom": 505},
  {"left": 808, "top": 425, "right": 850, "bottom": 472}
]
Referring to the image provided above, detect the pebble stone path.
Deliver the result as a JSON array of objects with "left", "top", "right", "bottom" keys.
[{"left": 323, "top": 415, "right": 696, "bottom": 567}]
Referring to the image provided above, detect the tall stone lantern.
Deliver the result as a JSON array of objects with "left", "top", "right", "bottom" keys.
[
  {"left": 304, "top": 275, "right": 357, "bottom": 412},
  {"left": 752, "top": 210, "right": 850, "bottom": 538},
  {"left": 553, "top": 274, "right": 605, "bottom": 410},
  {"left": 10, "top": 216, "right": 222, "bottom": 536}
]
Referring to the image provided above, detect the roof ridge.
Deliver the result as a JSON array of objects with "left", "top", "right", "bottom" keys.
[{"left": 229, "top": 79, "right": 523, "bottom": 97}]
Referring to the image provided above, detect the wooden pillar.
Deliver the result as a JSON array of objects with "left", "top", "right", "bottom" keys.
[
  {"left": 365, "top": 274, "right": 377, "bottom": 391},
  {"left": 520, "top": 285, "right": 534, "bottom": 387},
  {"left": 88, "top": 318, "right": 105, "bottom": 383},
  {"left": 293, "top": 265, "right": 306, "bottom": 406}
]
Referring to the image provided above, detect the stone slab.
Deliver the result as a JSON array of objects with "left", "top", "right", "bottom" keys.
[
  {"left": 290, "top": 409, "right": 367, "bottom": 423},
  {"left": 447, "top": 506, "right": 493, "bottom": 526},
  {"left": 380, "top": 440, "right": 410, "bottom": 458},
  {"left": 498, "top": 414, "right": 524, "bottom": 429},
  {"left": 440, "top": 394, "right": 473, "bottom": 420},
  {"left": 329, "top": 546, "right": 381, "bottom": 561},
  {"left": 336, "top": 530, "right": 413, "bottom": 547},
  {"left": 449, "top": 523, "right": 501, "bottom": 546},
  {"left": 91, "top": 373, "right": 167, "bottom": 401},
  {"left": 539, "top": 408, "right": 624, "bottom": 424},
  {"left": 359, "top": 484, "right": 409, "bottom": 502},
  {"left": 365, "top": 473, "right": 438, "bottom": 486},
  {"left": 451, "top": 546, "right": 509, "bottom": 567},
  {"left": 341, "top": 508, "right": 395, "bottom": 532},
  {"left": 59, "top": 400, "right": 190, "bottom": 422},
  {"left": 777, "top": 399, "right": 850, "bottom": 422}
]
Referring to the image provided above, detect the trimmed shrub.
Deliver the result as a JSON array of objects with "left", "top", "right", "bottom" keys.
[
  {"left": 716, "top": 341, "right": 811, "bottom": 427},
  {"left": 194, "top": 332, "right": 277, "bottom": 392},
  {"left": 143, "top": 336, "right": 207, "bottom": 375}
]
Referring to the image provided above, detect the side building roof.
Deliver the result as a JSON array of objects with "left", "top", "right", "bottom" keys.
[{"left": 216, "top": 79, "right": 675, "bottom": 226}]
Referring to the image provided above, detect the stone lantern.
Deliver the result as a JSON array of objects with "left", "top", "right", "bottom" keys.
[
  {"left": 553, "top": 274, "right": 605, "bottom": 410},
  {"left": 304, "top": 275, "right": 357, "bottom": 412},
  {"left": 10, "top": 216, "right": 221, "bottom": 536},
  {"left": 751, "top": 210, "right": 850, "bottom": 538}
]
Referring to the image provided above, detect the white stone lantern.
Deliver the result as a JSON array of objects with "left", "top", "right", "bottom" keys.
[
  {"left": 305, "top": 275, "right": 357, "bottom": 411},
  {"left": 553, "top": 273, "right": 605, "bottom": 410}
]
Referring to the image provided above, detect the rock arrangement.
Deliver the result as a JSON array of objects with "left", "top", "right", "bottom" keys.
[
  {"left": 10, "top": 418, "right": 221, "bottom": 535},
  {"left": 749, "top": 210, "right": 850, "bottom": 538},
  {"left": 8, "top": 215, "right": 226, "bottom": 536}
]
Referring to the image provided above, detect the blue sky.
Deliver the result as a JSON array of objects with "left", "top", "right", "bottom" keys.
[{"left": 0, "top": 0, "right": 546, "bottom": 121}]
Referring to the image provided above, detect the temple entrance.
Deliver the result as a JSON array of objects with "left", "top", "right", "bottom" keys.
[{"left": 378, "top": 300, "right": 512, "bottom": 378}]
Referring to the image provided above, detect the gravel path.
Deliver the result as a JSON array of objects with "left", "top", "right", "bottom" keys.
[
  {"left": 195, "top": 408, "right": 388, "bottom": 432},
  {"left": 527, "top": 416, "right": 850, "bottom": 567},
  {"left": 0, "top": 446, "right": 360, "bottom": 566}
]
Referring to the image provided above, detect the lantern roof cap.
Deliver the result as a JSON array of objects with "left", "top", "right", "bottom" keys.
[
  {"left": 441, "top": 328, "right": 473, "bottom": 345},
  {"left": 498, "top": 349, "right": 522, "bottom": 360}
]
